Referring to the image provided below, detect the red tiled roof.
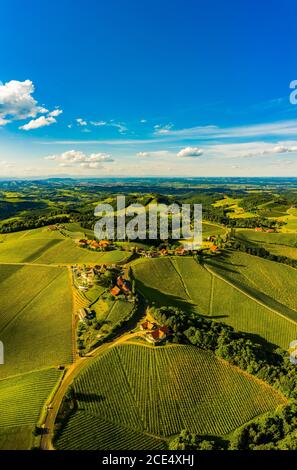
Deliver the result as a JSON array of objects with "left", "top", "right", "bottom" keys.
[{"left": 110, "top": 286, "right": 121, "bottom": 296}]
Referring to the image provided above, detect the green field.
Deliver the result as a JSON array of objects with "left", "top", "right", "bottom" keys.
[
  {"left": 0, "top": 230, "right": 130, "bottom": 265},
  {"left": 132, "top": 256, "right": 297, "bottom": 348},
  {"left": 207, "top": 250, "right": 297, "bottom": 319},
  {"left": 55, "top": 343, "right": 285, "bottom": 449},
  {"left": 0, "top": 264, "right": 73, "bottom": 379},
  {"left": 0, "top": 368, "right": 62, "bottom": 449},
  {"left": 202, "top": 222, "right": 226, "bottom": 240},
  {"left": 236, "top": 229, "right": 297, "bottom": 247}
]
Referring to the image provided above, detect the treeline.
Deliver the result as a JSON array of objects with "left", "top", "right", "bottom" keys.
[
  {"left": 152, "top": 305, "right": 297, "bottom": 450},
  {"left": 231, "top": 238, "right": 297, "bottom": 269},
  {"left": 0, "top": 214, "right": 70, "bottom": 233}
]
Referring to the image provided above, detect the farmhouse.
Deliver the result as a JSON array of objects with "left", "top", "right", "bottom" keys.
[
  {"left": 145, "top": 325, "right": 168, "bottom": 344},
  {"left": 110, "top": 286, "right": 121, "bottom": 296},
  {"left": 140, "top": 320, "right": 156, "bottom": 331},
  {"left": 99, "top": 239, "right": 110, "bottom": 248},
  {"left": 175, "top": 247, "right": 186, "bottom": 256},
  {"left": 210, "top": 245, "right": 218, "bottom": 252}
]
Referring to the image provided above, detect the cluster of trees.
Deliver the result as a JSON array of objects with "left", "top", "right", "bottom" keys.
[
  {"left": 153, "top": 305, "right": 297, "bottom": 450},
  {"left": 169, "top": 430, "right": 222, "bottom": 450},
  {"left": 230, "top": 401, "right": 297, "bottom": 450},
  {"left": 231, "top": 238, "right": 297, "bottom": 269},
  {"left": 0, "top": 214, "right": 70, "bottom": 233}
]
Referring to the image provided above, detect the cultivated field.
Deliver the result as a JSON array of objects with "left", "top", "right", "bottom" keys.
[
  {"left": 207, "top": 251, "right": 297, "bottom": 319},
  {"left": 132, "top": 256, "right": 297, "bottom": 348},
  {"left": 0, "top": 368, "right": 62, "bottom": 449},
  {"left": 0, "top": 227, "right": 130, "bottom": 265},
  {"left": 0, "top": 264, "right": 73, "bottom": 379},
  {"left": 236, "top": 229, "right": 297, "bottom": 247},
  {"left": 55, "top": 343, "right": 285, "bottom": 449}
]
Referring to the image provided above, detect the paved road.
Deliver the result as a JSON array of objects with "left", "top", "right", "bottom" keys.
[{"left": 40, "top": 331, "right": 144, "bottom": 450}]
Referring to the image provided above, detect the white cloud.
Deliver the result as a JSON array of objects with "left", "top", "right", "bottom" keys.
[
  {"left": 136, "top": 150, "right": 170, "bottom": 158},
  {"left": 177, "top": 146, "right": 203, "bottom": 158},
  {"left": 153, "top": 123, "right": 174, "bottom": 135},
  {"left": 153, "top": 120, "right": 297, "bottom": 140},
  {"left": 0, "top": 79, "right": 48, "bottom": 125},
  {"left": 76, "top": 118, "right": 87, "bottom": 126},
  {"left": 48, "top": 108, "right": 63, "bottom": 117},
  {"left": 140, "top": 119, "right": 147, "bottom": 123},
  {"left": 239, "top": 144, "right": 297, "bottom": 158},
  {"left": 45, "top": 150, "right": 114, "bottom": 170},
  {"left": 90, "top": 120, "right": 107, "bottom": 126},
  {"left": 20, "top": 115, "right": 56, "bottom": 130},
  {"left": 90, "top": 120, "right": 127, "bottom": 134}
]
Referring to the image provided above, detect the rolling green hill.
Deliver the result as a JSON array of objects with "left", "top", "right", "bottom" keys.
[
  {"left": 0, "top": 368, "right": 62, "bottom": 449},
  {"left": 0, "top": 264, "right": 73, "bottom": 379},
  {"left": 132, "top": 256, "right": 297, "bottom": 349},
  {"left": 55, "top": 343, "right": 285, "bottom": 449}
]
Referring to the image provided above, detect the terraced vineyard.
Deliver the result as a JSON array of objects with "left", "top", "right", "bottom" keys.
[
  {"left": 0, "top": 368, "right": 62, "bottom": 449},
  {"left": 55, "top": 344, "right": 285, "bottom": 449}
]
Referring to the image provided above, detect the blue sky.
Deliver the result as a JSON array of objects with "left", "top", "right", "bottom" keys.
[{"left": 1, "top": 0, "right": 297, "bottom": 177}]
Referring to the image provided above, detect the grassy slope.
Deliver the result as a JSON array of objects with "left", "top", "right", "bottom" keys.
[
  {"left": 0, "top": 226, "right": 130, "bottom": 264},
  {"left": 132, "top": 256, "right": 297, "bottom": 349},
  {"left": 0, "top": 263, "right": 72, "bottom": 449},
  {"left": 0, "top": 265, "right": 73, "bottom": 379},
  {"left": 207, "top": 251, "right": 297, "bottom": 318},
  {"left": 0, "top": 368, "right": 62, "bottom": 449},
  {"left": 55, "top": 344, "right": 285, "bottom": 449}
]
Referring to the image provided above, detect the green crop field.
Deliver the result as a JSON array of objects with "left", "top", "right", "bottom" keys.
[
  {"left": 0, "top": 368, "right": 62, "bottom": 449},
  {"left": 55, "top": 412, "right": 166, "bottom": 450},
  {"left": 210, "top": 276, "right": 297, "bottom": 349},
  {"left": 0, "top": 264, "right": 73, "bottom": 379},
  {"left": 34, "top": 239, "right": 129, "bottom": 264},
  {"left": 202, "top": 222, "right": 226, "bottom": 239},
  {"left": 55, "top": 343, "right": 285, "bottom": 449},
  {"left": 171, "top": 257, "right": 212, "bottom": 314},
  {"left": 105, "top": 300, "right": 135, "bottom": 325},
  {"left": 132, "top": 256, "right": 297, "bottom": 348},
  {"left": 262, "top": 243, "right": 297, "bottom": 260},
  {"left": 132, "top": 257, "right": 189, "bottom": 308},
  {"left": 0, "top": 227, "right": 130, "bottom": 265},
  {"left": 236, "top": 229, "right": 297, "bottom": 247},
  {"left": 207, "top": 251, "right": 297, "bottom": 320}
]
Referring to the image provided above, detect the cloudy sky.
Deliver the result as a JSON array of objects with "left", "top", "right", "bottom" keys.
[{"left": 1, "top": 0, "right": 297, "bottom": 178}]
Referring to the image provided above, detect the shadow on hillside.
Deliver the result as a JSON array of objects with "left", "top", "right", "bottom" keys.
[
  {"left": 75, "top": 392, "right": 105, "bottom": 404},
  {"left": 135, "top": 278, "right": 196, "bottom": 315},
  {"left": 209, "top": 314, "right": 228, "bottom": 319}
]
